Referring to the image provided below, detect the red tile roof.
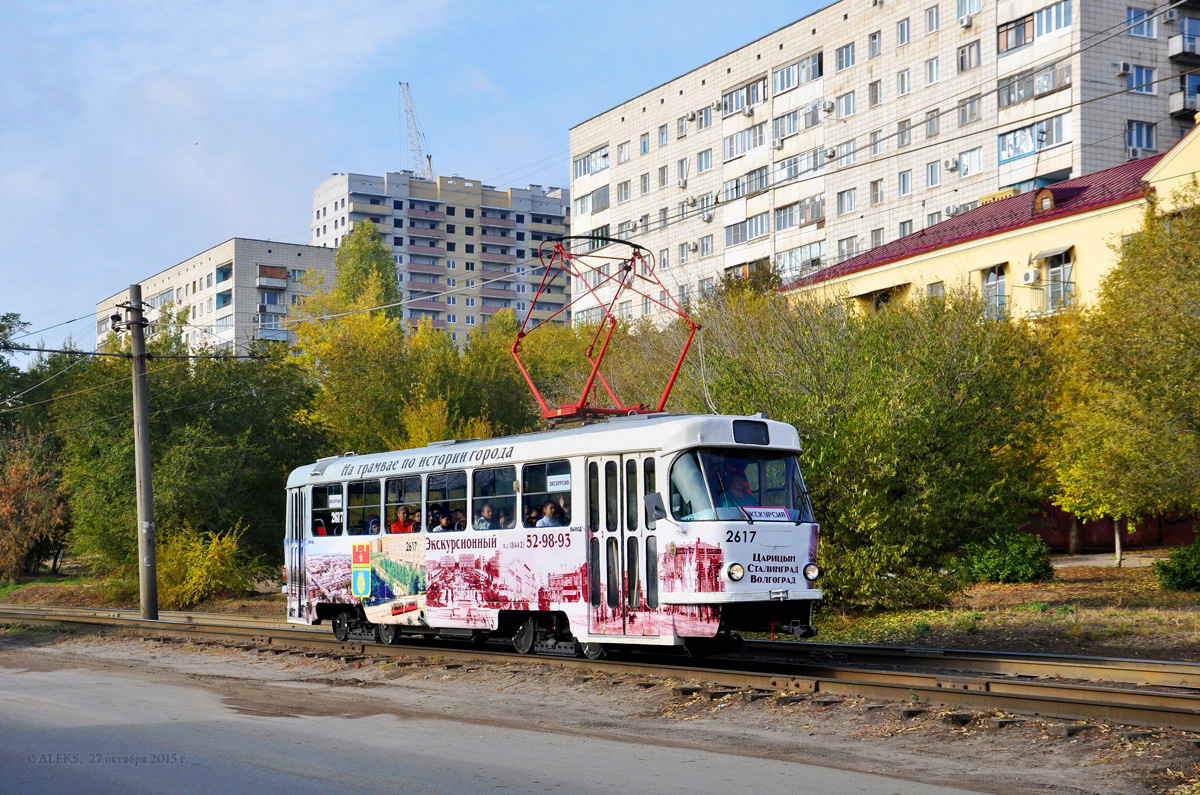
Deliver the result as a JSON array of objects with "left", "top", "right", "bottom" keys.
[{"left": 786, "top": 152, "right": 1164, "bottom": 290}]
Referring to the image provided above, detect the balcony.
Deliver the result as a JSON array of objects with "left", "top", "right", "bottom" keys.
[
  {"left": 1029, "top": 282, "right": 1075, "bottom": 315},
  {"left": 405, "top": 317, "right": 446, "bottom": 330},
  {"left": 406, "top": 299, "right": 444, "bottom": 312},
  {"left": 480, "top": 233, "right": 515, "bottom": 245},
  {"left": 479, "top": 216, "right": 515, "bottom": 229},
  {"left": 403, "top": 243, "right": 443, "bottom": 257},
  {"left": 348, "top": 201, "right": 388, "bottom": 215},
  {"left": 480, "top": 285, "right": 515, "bottom": 299},
  {"left": 407, "top": 207, "right": 446, "bottom": 221},
  {"left": 256, "top": 276, "right": 287, "bottom": 290},
  {"left": 404, "top": 261, "right": 444, "bottom": 275},
  {"left": 529, "top": 221, "right": 565, "bottom": 234},
  {"left": 479, "top": 303, "right": 510, "bottom": 316},
  {"left": 1171, "top": 91, "right": 1198, "bottom": 116},
  {"left": 256, "top": 326, "right": 289, "bottom": 342},
  {"left": 407, "top": 226, "right": 445, "bottom": 239},
  {"left": 479, "top": 250, "right": 516, "bottom": 264},
  {"left": 1170, "top": 33, "right": 1200, "bottom": 62}
]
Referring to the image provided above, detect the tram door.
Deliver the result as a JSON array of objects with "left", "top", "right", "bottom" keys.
[
  {"left": 285, "top": 487, "right": 307, "bottom": 622},
  {"left": 586, "top": 454, "right": 659, "bottom": 637}
]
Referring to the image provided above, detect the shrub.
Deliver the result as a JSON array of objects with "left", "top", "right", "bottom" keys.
[
  {"left": 1153, "top": 539, "right": 1200, "bottom": 591},
  {"left": 156, "top": 522, "right": 258, "bottom": 609},
  {"left": 961, "top": 532, "right": 1054, "bottom": 584}
]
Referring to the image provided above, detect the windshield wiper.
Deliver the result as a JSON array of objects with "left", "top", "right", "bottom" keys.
[{"left": 715, "top": 483, "right": 754, "bottom": 524}]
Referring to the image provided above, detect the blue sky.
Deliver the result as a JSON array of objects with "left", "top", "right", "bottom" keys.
[{"left": 0, "top": 0, "right": 817, "bottom": 359}]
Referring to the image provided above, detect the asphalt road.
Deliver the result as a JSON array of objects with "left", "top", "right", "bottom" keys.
[{"left": 0, "top": 664, "right": 983, "bottom": 794}]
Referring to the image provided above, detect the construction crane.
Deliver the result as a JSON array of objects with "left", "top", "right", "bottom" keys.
[{"left": 400, "top": 82, "right": 433, "bottom": 180}]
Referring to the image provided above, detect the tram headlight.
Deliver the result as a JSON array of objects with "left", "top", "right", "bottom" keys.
[
  {"left": 803, "top": 563, "right": 821, "bottom": 582},
  {"left": 727, "top": 563, "right": 745, "bottom": 582}
]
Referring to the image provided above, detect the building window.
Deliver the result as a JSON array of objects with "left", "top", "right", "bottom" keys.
[
  {"left": 1046, "top": 251, "right": 1075, "bottom": 310},
  {"left": 836, "top": 91, "right": 856, "bottom": 118},
  {"left": 1127, "top": 7, "right": 1155, "bottom": 38},
  {"left": 958, "top": 40, "right": 981, "bottom": 72},
  {"left": 898, "top": 169, "right": 912, "bottom": 196},
  {"left": 724, "top": 212, "right": 770, "bottom": 246},
  {"left": 835, "top": 42, "right": 855, "bottom": 72},
  {"left": 659, "top": 248, "right": 669, "bottom": 269},
  {"left": 677, "top": 243, "right": 688, "bottom": 265},
  {"left": 640, "top": 173, "right": 650, "bottom": 195},
  {"left": 837, "top": 237, "right": 857, "bottom": 262},
  {"left": 773, "top": 109, "right": 799, "bottom": 140},
  {"left": 617, "top": 141, "right": 631, "bottom": 163},
  {"left": 997, "top": 15, "right": 1034, "bottom": 53},
  {"left": 958, "top": 0, "right": 982, "bottom": 16},
  {"left": 870, "top": 178, "right": 883, "bottom": 205},
  {"left": 1128, "top": 65, "right": 1155, "bottom": 93},
  {"left": 699, "top": 235, "right": 713, "bottom": 257},
  {"left": 659, "top": 208, "right": 668, "bottom": 228},
  {"left": 926, "top": 160, "right": 941, "bottom": 187},
  {"left": 617, "top": 181, "right": 631, "bottom": 203},
  {"left": 869, "top": 80, "right": 882, "bottom": 107},
  {"left": 926, "top": 109, "right": 940, "bottom": 137},
  {"left": 926, "top": 211, "right": 942, "bottom": 227},
  {"left": 897, "top": 69, "right": 911, "bottom": 96},
  {"left": 897, "top": 17, "right": 911, "bottom": 45},
  {"left": 697, "top": 106, "right": 712, "bottom": 129},
  {"left": 958, "top": 94, "right": 982, "bottom": 125},
  {"left": 898, "top": 219, "right": 913, "bottom": 237},
  {"left": 868, "top": 31, "right": 881, "bottom": 58},
  {"left": 721, "top": 77, "right": 768, "bottom": 116},
  {"left": 869, "top": 129, "right": 883, "bottom": 155},
  {"left": 836, "top": 188, "right": 856, "bottom": 215},
  {"left": 677, "top": 117, "right": 688, "bottom": 138},
  {"left": 658, "top": 165, "right": 668, "bottom": 188},
  {"left": 697, "top": 149, "right": 713, "bottom": 172},
  {"left": 927, "top": 281, "right": 945, "bottom": 299},
  {"left": 959, "top": 146, "right": 984, "bottom": 176},
  {"left": 658, "top": 124, "right": 668, "bottom": 147},
  {"left": 926, "top": 57, "right": 939, "bottom": 85},
  {"left": 897, "top": 119, "right": 911, "bottom": 147},
  {"left": 640, "top": 132, "right": 650, "bottom": 154},
  {"left": 1036, "top": 0, "right": 1072, "bottom": 38},
  {"left": 723, "top": 121, "right": 767, "bottom": 160},
  {"left": 1127, "top": 120, "right": 1156, "bottom": 150},
  {"left": 773, "top": 52, "right": 823, "bottom": 92},
  {"left": 572, "top": 145, "right": 610, "bottom": 179},
  {"left": 998, "top": 111, "right": 1072, "bottom": 162},
  {"left": 982, "top": 265, "right": 1006, "bottom": 316},
  {"left": 871, "top": 228, "right": 884, "bottom": 249},
  {"left": 837, "top": 140, "right": 857, "bottom": 167},
  {"left": 926, "top": 5, "right": 940, "bottom": 33}
]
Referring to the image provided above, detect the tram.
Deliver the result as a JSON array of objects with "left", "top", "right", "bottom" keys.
[{"left": 284, "top": 413, "right": 821, "bottom": 657}]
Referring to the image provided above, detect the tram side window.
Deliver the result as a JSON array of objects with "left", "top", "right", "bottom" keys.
[
  {"left": 385, "top": 476, "right": 422, "bottom": 533},
  {"left": 625, "top": 459, "right": 639, "bottom": 532},
  {"left": 473, "top": 466, "right": 517, "bottom": 529},
  {"left": 646, "top": 535, "right": 659, "bottom": 609},
  {"left": 522, "top": 459, "right": 571, "bottom": 528},
  {"left": 346, "top": 479, "right": 382, "bottom": 535},
  {"left": 588, "top": 462, "right": 599, "bottom": 531},
  {"left": 644, "top": 458, "right": 657, "bottom": 530},
  {"left": 311, "top": 484, "right": 344, "bottom": 537},
  {"left": 669, "top": 451, "right": 717, "bottom": 521},
  {"left": 427, "top": 470, "right": 467, "bottom": 531},
  {"left": 605, "top": 461, "right": 618, "bottom": 531}
]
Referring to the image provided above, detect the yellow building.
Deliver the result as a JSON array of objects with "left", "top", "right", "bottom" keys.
[{"left": 784, "top": 125, "right": 1200, "bottom": 314}]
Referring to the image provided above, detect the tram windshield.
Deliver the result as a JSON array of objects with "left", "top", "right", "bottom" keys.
[{"left": 668, "top": 448, "right": 814, "bottom": 523}]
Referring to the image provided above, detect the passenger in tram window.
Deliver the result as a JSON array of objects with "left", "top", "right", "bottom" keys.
[
  {"left": 554, "top": 493, "right": 571, "bottom": 524},
  {"left": 368, "top": 516, "right": 381, "bottom": 535},
  {"left": 498, "top": 507, "right": 514, "bottom": 529},
  {"left": 452, "top": 507, "right": 468, "bottom": 531},
  {"left": 474, "top": 503, "right": 497, "bottom": 530},
  {"left": 389, "top": 506, "right": 416, "bottom": 534},
  {"left": 536, "top": 501, "right": 566, "bottom": 527},
  {"left": 436, "top": 514, "right": 453, "bottom": 532}
]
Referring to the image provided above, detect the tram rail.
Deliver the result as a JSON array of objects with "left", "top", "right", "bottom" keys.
[{"left": 4, "top": 603, "right": 1200, "bottom": 733}]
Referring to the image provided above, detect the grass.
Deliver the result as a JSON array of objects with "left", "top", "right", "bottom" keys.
[
  {"left": 807, "top": 565, "right": 1200, "bottom": 661},
  {"left": 0, "top": 573, "right": 81, "bottom": 602}
]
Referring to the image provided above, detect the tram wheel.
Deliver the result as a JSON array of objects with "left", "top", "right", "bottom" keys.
[
  {"left": 511, "top": 616, "right": 537, "bottom": 655},
  {"left": 331, "top": 610, "right": 352, "bottom": 643},
  {"left": 378, "top": 623, "right": 402, "bottom": 645},
  {"left": 580, "top": 642, "right": 606, "bottom": 661}
]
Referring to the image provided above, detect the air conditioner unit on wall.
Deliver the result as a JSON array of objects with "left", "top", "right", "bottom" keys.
[
  {"left": 687, "top": 242, "right": 699, "bottom": 252},
  {"left": 945, "top": 205, "right": 959, "bottom": 216},
  {"left": 1127, "top": 146, "right": 1144, "bottom": 159},
  {"left": 1022, "top": 269, "right": 1041, "bottom": 285},
  {"left": 742, "top": 105, "right": 754, "bottom": 117},
  {"left": 677, "top": 178, "right": 688, "bottom": 188},
  {"left": 824, "top": 147, "right": 838, "bottom": 159},
  {"left": 1166, "top": 8, "right": 1179, "bottom": 23},
  {"left": 686, "top": 110, "right": 696, "bottom": 121},
  {"left": 821, "top": 99, "right": 836, "bottom": 113},
  {"left": 701, "top": 211, "right": 714, "bottom": 222},
  {"left": 772, "top": 137, "right": 784, "bottom": 149},
  {"left": 872, "top": 0, "right": 883, "bottom": 6},
  {"left": 944, "top": 157, "right": 959, "bottom": 171},
  {"left": 687, "top": 196, "right": 697, "bottom": 206},
  {"left": 959, "top": 14, "right": 973, "bottom": 28},
  {"left": 1116, "top": 61, "right": 1133, "bottom": 76}
]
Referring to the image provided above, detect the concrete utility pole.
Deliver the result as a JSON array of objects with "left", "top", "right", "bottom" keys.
[{"left": 126, "top": 284, "right": 158, "bottom": 620}]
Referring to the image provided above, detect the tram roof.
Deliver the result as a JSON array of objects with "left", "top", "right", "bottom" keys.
[{"left": 287, "top": 413, "right": 800, "bottom": 487}]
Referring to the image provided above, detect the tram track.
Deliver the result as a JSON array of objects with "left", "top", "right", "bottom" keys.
[{"left": 4, "top": 603, "right": 1200, "bottom": 733}]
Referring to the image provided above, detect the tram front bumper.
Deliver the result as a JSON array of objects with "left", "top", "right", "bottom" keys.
[{"left": 658, "top": 589, "right": 823, "bottom": 604}]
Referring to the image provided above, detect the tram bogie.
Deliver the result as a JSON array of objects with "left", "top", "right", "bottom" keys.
[{"left": 283, "top": 413, "right": 822, "bottom": 656}]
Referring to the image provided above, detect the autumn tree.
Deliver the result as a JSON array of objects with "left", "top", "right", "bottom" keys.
[
  {"left": 1052, "top": 186, "right": 1200, "bottom": 535},
  {"left": 0, "top": 436, "right": 69, "bottom": 580}
]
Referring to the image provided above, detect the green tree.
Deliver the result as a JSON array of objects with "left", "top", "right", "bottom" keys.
[
  {"left": 1052, "top": 186, "right": 1200, "bottom": 527},
  {"left": 332, "top": 220, "right": 401, "bottom": 309}
]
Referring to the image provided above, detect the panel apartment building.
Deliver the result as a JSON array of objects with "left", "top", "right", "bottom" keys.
[
  {"left": 310, "top": 172, "right": 570, "bottom": 343},
  {"left": 95, "top": 238, "right": 335, "bottom": 352},
  {"left": 568, "top": 0, "right": 1196, "bottom": 320}
]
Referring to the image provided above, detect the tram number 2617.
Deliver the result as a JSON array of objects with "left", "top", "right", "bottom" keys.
[
  {"left": 527, "top": 532, "right": 572, "bottom": 549},
  {"left": 725, "top": 530, "right": 757, "bottom": 543}
]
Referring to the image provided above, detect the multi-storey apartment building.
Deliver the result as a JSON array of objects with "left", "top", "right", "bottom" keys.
[
  {"left": 95, "top": 238, "right": 334, "bottom": 352},
  {"left": 568, "top": 0, "right": 1195, "bottom": 320},
  {"left": 311, "top": 172, "right": 570, "bottom": 343}
]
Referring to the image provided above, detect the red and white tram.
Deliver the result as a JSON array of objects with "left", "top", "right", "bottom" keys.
[{"left": 284, "top": 413, "right": 821, "bottom": 657}]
